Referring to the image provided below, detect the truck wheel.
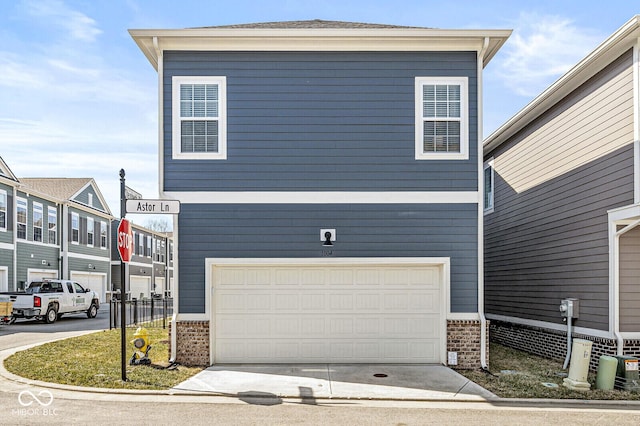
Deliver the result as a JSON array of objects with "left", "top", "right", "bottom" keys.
[
  {"left": 87, "top": 303, "right": 98, "bottom": 319},
  {"left": 44, "top": 306, "right": 58, "bottom": 324}
]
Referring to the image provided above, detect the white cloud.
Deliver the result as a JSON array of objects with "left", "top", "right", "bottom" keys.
[
  {"left": 23, "top": 0, "right": 102, "bottom": 42},
  {"left": 495, "top": 13, "right": 604, "bottom": 97}
]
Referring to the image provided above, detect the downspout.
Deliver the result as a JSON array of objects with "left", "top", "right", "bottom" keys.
[
  {"left": 153, "top": 36, "right": 177, "bottom": 363},
  {"left": 477, "top": 37, "right": 490, "bottom": 369}
]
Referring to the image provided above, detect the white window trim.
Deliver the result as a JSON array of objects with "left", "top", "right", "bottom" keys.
[
  {"left": 138, "top": 232, "right": 144, "bottom": 256},
  {"left": 100, "top": 221, "right": 107, "bottom": 249},
  {"left": 32, "top": 202, "right": 43, "bottom": 243},
  {"left": 71, "top": 212, "right": 80, "bottom": 245},
  {"left": 0, "top": 189, "right": 6, "bottom": 232},
  {"left": 172, "top": 76, "right": 227, "bottom": 160},
  {"left": 483, "top": 158, "right": 494, "bottom": 214},
  {"left": 415, "top": 76, "right": 469, "bottom": 160},
  {"left": 87, "top": 217, "right": 94, "bottom": 247},
  {"left": 16, "top": 197, "right": 27, "bottom": 240},
  {"left": 147, "top": 235, "right": 152, "bottom": 257},
  {"left": 47, "top": 206, "right": 57, "bottom": 244}
]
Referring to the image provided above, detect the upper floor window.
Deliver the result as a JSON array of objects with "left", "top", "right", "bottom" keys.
[
  {"left": 172, "top": 76, "right": 227, "bottom": 160},
  {"left": 138, "top": 232, "right": 144, "bottom": 256},
  {"left": 484, "top": 159, "right": 494, "bottom": 214},
  {"left": 71, "top": 212, "right": 79, "bottom": 244},
  {"left": 16, "top": 197, "right": 27, "bottom": 240},
  {"left": 87, "top": 217, "right": 94, "bottom": 247},
  {"left": 146, "top": 235, "right": 152, "bottom": 257},
  {"left": 415, "top": 77, "right": 468, "bottom": 160},
  {"left": 48, "top": 206, "right": 57, "bottom": 244},
  {"left": 0, "top": 190, "right": 6, "bottom": 231},
  {"left": 33, "top": 203, "right": 43, "bottom": 242},
  {"left": 100, "top": 221, "right": 107, "bottom": 249}
]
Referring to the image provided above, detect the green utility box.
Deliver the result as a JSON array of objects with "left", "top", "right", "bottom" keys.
[{"left": 614, "top": 356, "right": 640, "bottom": 392}]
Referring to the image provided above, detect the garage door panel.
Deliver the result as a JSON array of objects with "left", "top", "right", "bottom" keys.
[{"left": 213, "top": 263, "right": 443, "bottom": 363}]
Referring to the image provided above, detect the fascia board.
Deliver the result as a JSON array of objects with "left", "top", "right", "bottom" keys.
[
  {"left": 129, "top": 28, "right": 511, "bottom": 71},
  {"left": 484, "top": 15, "right": 640, "bottom": 155}
]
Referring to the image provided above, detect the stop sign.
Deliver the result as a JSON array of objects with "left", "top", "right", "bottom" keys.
[{"left": 117, "top": 219, "right": 133, "bottom": 263}]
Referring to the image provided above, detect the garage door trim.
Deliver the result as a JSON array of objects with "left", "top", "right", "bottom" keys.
[{"left": 207, "top": 257, "right": 450, "bottom": 364}]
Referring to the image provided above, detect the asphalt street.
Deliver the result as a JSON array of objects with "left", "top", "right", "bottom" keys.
[
  {"left": 3, "top": 390, "right": 640, "bottom": 425},
  {"left": 0, "top": 303, "right": 110, "bottom": 351}
]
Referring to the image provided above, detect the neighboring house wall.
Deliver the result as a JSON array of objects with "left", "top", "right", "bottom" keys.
[
  {"left": 485, "top": 48, "right": 636, "bottom": 332},
  {"left": 484, "top": 15, "right": 640, "bottom": 370},
  {"left": 0, "top": 182, "right": 14, "bottom": 290},
  {"left": 110, "top": 219, "right": 172, "bottom": 299},
  {"left": 15, "top": 192, "right": 60, "bottom": 287}
]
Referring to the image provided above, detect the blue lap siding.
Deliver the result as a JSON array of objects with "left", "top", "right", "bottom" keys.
[
  {"left": 163, "top": 51, "right": 478, "bottom": 192},
  {"left": 164, "top": 51, "right": 481, "bottom": 316},
  {"left": 177, "top": 203, "right": 478, "bottom": 314}
]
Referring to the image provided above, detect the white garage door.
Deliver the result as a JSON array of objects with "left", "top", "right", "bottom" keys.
[
  {"left": 212, "top": 262, "right": 444, "bottom": 364},
  {"left": 27, "top": 269, "right": 57, "bottom": 284},
  {"left": 71, "top": 272, "right": 106, "bottom": 303},
  {"left": 130, "top": 276, "right": 151, "bottom": 299},
  {"left": 0, "top": 267, "right": 7, "bottom": 292}
]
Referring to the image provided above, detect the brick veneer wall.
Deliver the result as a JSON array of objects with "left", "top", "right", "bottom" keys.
[
  {"left": 447, "top": 320, "right": 488, "bottom": 369},
  {"left": 490, "top": 320, "right": 640, "bottom": 371},
  {"left": 168, "top": 320, "right": 210, "bottom": 367}
]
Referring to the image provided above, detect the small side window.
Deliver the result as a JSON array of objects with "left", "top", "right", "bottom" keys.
[{"left": 484, "top": 158, "right": 494, "bottom": 214}]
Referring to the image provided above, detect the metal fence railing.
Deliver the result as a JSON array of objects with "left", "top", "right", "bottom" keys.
[{"left": 109, "top": 297, "right": 173, "bottom": 329}]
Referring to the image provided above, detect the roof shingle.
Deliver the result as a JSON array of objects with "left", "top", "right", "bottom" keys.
[{"left": 196, "top": 19, "right": 429, "bottom": 30}]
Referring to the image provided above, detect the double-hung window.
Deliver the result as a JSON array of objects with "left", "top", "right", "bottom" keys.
[
  {"left": 100, "top": 221, "right": 107, "bottom": 249},
  {"left": 147, "top": 236, "right": 152, "bottom": 257},
  {"left": 17, "top": 198, "right": 27, "bottom": 240},
  {"left": 484, "top": 159, "right": 494, "bottom": 214},
  {"left": 138, "top": 233, "right": 144, "bottom": 256},
  {"left": 415, "top": 77, "right": 468, "bottom": 160},
  {"left": 172, "top": 76, "right": 227, "bottom": 160},
  {"left": 48, "top": 206, "right": 57, "bottom": 244},
  {"left": 33, "top": 203, "right": 43, "bottom": 242},
  {"left": 71, "top": 212, "right": 79, "bottom": 244},
  {"left": 87, "top": 217, "right": 94, "bottom": 247},
  {"left": 0, "top": 190, "right": 6, "bottom": 231}
]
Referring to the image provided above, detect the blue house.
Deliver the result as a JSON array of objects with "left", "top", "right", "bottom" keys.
[{"left": 131, "top": 20, "right": 510, "bottom": 367}]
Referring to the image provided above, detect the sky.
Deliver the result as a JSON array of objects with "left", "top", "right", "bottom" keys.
[{"left": 0, "top": 0, "right": 638, "bottom": 226}]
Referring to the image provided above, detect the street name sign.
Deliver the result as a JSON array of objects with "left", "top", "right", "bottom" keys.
[{"left": 126, "top": 199, "right": 180, "bottom": 214}]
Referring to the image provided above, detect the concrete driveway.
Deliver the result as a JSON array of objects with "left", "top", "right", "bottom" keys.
[{"left": 172, "top": 364, "right": 496, "bottom": 401}]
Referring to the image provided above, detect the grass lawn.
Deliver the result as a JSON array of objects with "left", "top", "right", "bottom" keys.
[
  {"left": 4, "top": 327, "right": 203, "bottom": 390},
  {"left": 457, "top": 343, "right": 640, "bottom": 400}
]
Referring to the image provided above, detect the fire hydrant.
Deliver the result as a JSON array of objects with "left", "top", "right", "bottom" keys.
[{"left": 129, "top": 327, "right": 152, "bottom": 365}]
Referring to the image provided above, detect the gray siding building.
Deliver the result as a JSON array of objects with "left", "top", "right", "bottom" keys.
[
  {"left": 483, "top": 16, "right": 640, "bottom": 364},
  {"left": 0, "top": 163, "right": 114, "bottom": 303},
  {"left": 131, "top": 20, "right": 511, "bottom": 367}
]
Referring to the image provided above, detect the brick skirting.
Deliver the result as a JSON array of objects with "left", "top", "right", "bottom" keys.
[
  {"left": 168, "top": 319, "right": 489, "bottom": 368},
  {"left": 490, "top": 320, "right": 640, "bottom": 371},
  {"left": 447, "top": 320, "right": 489, "bottom": 369},
  {"left": 168, "top": 320, "right": 210, "bottom": 367}
]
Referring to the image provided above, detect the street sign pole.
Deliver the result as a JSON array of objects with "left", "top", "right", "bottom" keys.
[{"left": 119, "top": 169, "right": 127, "bottom": 382}]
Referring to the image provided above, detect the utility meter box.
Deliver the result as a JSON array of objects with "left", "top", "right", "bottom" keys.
[
  {"left": 560, "top": 298, "right": 580, "bottom": 318},
  {"left": 614, "top": 355, "right": 640, "bottom": 392}
]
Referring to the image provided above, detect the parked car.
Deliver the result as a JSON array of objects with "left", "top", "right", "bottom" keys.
[{"left": 0, "top": 279, "right": 99, "bottom": 323}]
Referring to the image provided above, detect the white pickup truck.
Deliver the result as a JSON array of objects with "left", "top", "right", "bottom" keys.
[{"left": 2, "top": 279, "right": 99, "bottom": 324}]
